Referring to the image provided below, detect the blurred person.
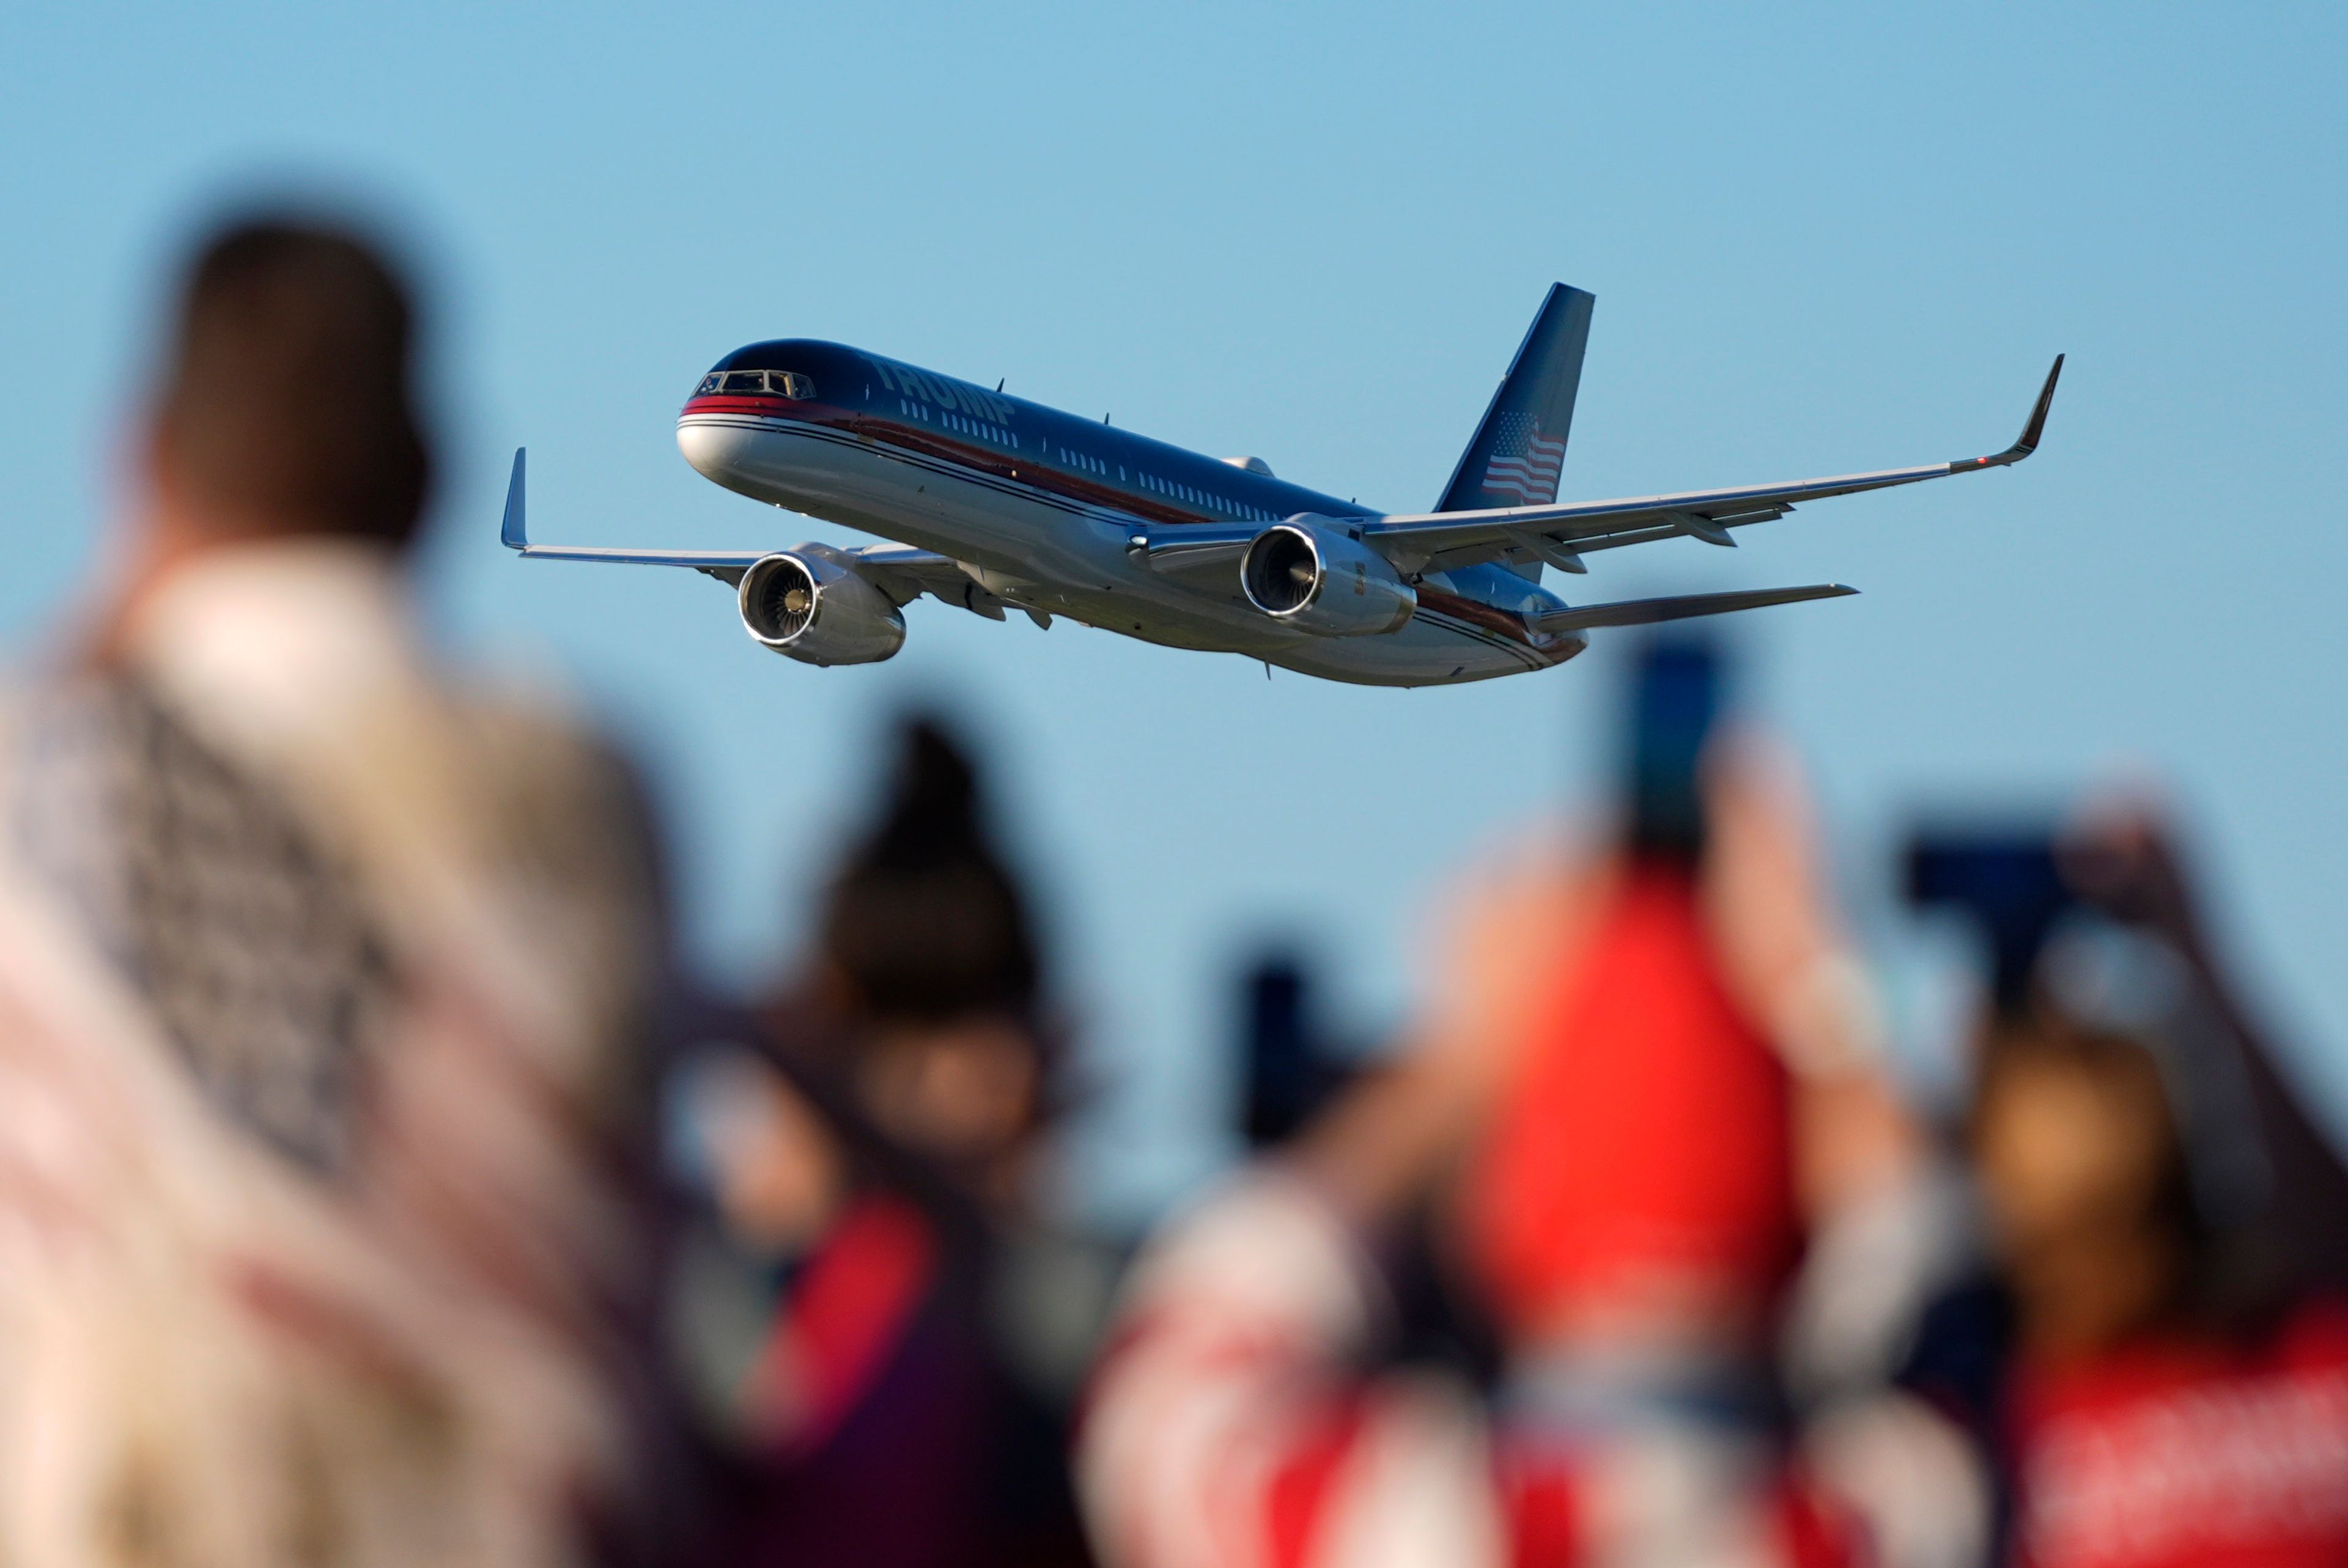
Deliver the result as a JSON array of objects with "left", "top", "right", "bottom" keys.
[
  {"left": 0, "top": 217, "right": 676, "bottom": 1568},
  {"left": 1888, "top": 806, "right": 2348, "bottom": 1568},
  {"left": 673, "top": 716, "right": 1101, "bottom": 1568},
  {"left": 1079, "top": 641, "right": 1942, "bottom": 1568},
  {"left": 1239, "top": 949, "right": 1357, "bottom": 1151}
]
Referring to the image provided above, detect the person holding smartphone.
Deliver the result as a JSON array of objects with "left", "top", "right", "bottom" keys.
[{"left": 1079, "top": 641, "right": 1931, "bottom": 1568}]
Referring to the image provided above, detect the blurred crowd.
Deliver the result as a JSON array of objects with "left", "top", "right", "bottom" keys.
[{"left": 0, "top": 213, "right": 2342, "bottom": 1568}]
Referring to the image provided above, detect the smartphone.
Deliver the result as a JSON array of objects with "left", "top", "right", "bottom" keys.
[
  {"left": 1904, "top": 833, "right": 2073, "bottom": 1014},
  {"left": 1626, "top": 637, "right": 1722, "bottom": 859}
]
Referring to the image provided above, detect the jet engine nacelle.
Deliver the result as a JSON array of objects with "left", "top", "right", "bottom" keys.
[
  {"left": 737, "top": 546, "right": 906, "bottom": 666},
  {"left": 1239, "top": 518, "right": 1417, "bottom": 637}
]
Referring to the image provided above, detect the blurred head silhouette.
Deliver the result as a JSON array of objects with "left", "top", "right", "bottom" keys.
[
  {"left": 813, "top": 716, "right": 1050, "bottom": 1182},
  {"left": 821, "top": 716, "right": 1039, "bottom": 1027},
  {"left": 119, "top": 213, "right": 432, "bottom": 618},
  {"left": 1971, "top": 1007, "right": 2198, "bottom": 1354}
]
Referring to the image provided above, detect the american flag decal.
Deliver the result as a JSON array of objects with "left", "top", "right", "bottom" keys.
[{"left": 1480, "top": 412, "right": 1565, "bottom": 504}]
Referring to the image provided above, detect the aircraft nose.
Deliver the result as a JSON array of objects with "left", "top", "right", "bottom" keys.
[{"left": 677, "top": 418, "right": 756, "bottom": 482}]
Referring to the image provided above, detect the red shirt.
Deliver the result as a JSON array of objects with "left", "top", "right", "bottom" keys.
[
  {"left": 2008, "top": 1301, "right": 2348, "bottom": 1568},
  {"left": 1464, "top": 866, "right": 1800, "bottom": 1333}
]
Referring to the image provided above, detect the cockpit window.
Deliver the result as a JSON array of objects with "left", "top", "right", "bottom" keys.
[{"left": 708, "top": 368, "right": 816, "bottom": 399}]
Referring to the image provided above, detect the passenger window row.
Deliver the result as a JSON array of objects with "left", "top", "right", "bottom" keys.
[
  {"left": 1137, "top": 471, "right": 1274, "bottom": 522},
  {"left": 852, "top": 403, "right": 1280, "bottom": 523},
  {"left": 690, "top": 372, "right": 1287, "bottom": 525},
  {"left": 945, "top": 409, "right": 1017, "bottom": 449}
]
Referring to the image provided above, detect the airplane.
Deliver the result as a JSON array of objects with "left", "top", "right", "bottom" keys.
[{"left": 501, "top": 285, "right": 2061, "bottom": 687}]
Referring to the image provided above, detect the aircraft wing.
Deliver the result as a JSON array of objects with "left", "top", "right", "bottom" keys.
[
  {"left": 1360, "top": 356, "right": 2062, "bottom": 575},
  {"left": 497, "top": 449, "right": 1013, "bottom": 618}
]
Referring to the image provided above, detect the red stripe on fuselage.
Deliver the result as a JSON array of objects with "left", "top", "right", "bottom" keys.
[{"left": 682, "top": 394, "right": 1231, "bottom": 530}]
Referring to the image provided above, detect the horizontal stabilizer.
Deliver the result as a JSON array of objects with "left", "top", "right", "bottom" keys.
[{"left": 1528, "top": 582, "right": 1856, "bottom": 633}]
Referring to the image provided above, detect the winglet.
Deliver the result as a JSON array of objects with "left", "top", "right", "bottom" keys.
[
  {"left": 500, "top": 448, "right": 528, "bottom": 551},
  {"left": 1967, "top": 355, "right": 2064, "bottom": 469}
]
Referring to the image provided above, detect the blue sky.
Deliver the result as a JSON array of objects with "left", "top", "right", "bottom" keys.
[{"left": 4, "top": 2, "right": 2342, "bottom": 1220}]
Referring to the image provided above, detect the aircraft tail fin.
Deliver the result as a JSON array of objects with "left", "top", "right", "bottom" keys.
[{"left": 1436, "top": 283, "right": 1595, "bottom": 515}]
